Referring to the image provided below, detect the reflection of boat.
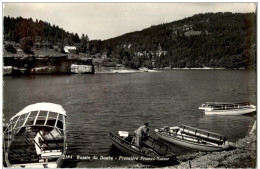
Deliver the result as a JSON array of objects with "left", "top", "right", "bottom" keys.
[
  {"left": 3, "top": 102, "right": 67, "bottom": 168},
  {"left": 108, "top": 131, "right": 177, "bottom": 164},
  {"left": 199, "top": 102, "right": 256, "bottom": 115},
  {"left": 155, "top": 125, "right": 235, "bottom": 152}
]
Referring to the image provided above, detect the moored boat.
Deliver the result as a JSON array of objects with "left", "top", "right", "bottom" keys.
[
  {"left": 108, "top": 131, "right": 177, "bottom": 164},
  {"left": 3, "top": 102, "right": 67, "bottom": 168},
  {"left": 199, "top": 102, "right": 256, "bottom": 115},
  {"left": 154, "top": 125, "right": 235, "bottom": 152}
]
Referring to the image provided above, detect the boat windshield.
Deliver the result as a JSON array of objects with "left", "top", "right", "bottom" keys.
[{"left": 5, "top": 110, "right": 66, "bottom": 134}]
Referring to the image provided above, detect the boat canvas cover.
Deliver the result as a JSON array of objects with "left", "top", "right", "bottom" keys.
[{"left": 11, "top": 102, "right": 66, "bottom": 121}]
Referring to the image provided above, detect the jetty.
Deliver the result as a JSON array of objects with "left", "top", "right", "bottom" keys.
[{"left": 3, "top": 55, "right": 95, "bottom": 75}]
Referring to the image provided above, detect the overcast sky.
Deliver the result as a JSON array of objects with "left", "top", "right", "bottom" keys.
[{"left": 3, "top": 3, "right": 256, "bottom": 40}]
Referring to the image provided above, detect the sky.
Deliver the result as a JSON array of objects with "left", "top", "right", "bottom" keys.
[{"left": 3, "top": 3, "right": 257, "bottom": 40}]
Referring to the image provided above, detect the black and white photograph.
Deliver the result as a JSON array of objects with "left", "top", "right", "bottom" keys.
[{"left": 2, "top": 2, "right": 257, "bottom": 168}]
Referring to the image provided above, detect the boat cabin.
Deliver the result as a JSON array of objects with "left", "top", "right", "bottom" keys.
[{"left": 203, "top": 102, "right": 251, "bottom": 108}]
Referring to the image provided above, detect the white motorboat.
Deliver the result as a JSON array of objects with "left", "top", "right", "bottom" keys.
[{"left": 199, "top": 102, "right": 256, "bottom": 115}]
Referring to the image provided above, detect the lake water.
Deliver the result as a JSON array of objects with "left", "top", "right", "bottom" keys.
[{"left": 3, "top": 70, "right": 256, "bottom": 167}]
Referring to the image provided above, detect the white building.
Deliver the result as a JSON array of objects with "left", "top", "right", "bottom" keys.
[{"left": 64, "top": 46, "right": 77, "bottom": 53}]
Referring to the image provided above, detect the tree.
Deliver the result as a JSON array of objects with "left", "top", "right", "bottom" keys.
[
  {"left": 74, "top": 33, "right": 80, "bottom": 43},
  {"left": 20, "top": 37, "right": 34, "bottom": 54},
  {"left": 79, "top": 34, "right": 89, "bottom": 54}
]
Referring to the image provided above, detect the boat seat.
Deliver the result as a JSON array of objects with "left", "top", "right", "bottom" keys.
[
  {"left": 9, "top": 141, "right": 29, "bottom": 147},
  {"left": 42, "top": 143, "right": 63, "bottom": 151},
  {"left": 41, "top": 150, "right": 62, "bottom": 159},
  {"left": 45, "top": 138, "right": 64, "bottom": 143}
]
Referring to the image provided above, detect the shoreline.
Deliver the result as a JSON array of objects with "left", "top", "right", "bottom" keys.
[
  {"left": 4, "top": 65, "right": 253, "bottom": 76},
  {"left": 94, "top": 67, "right": 252, "bottom": 74},
  {"left": 95, "top": 69, "right": 159, "bottom": 74}
]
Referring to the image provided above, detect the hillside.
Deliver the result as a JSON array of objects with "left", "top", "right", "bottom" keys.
[
  {"left": 97, "top": 12, "right": 256, "bottom": 69},
  {"left": 3, "top": 12, "right": 257, "bottom": 69}
]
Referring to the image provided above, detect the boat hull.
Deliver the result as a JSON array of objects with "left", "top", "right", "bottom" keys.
[
  {"left": 108, "top": 132, "right": 176, "bottom": 164},
  {"left": 9, "top": 160, "right": 63, "bottom": 168},
  {"left": 156, "top": 132, "right": 229, "bottom": 152},
  {"left": 109, "top": 135, "right": 146, "bottom": 158},
  {"left": 205, "top": 107, "right": 256, "bottom": 115},
  {"left": 198, "top": 107, "right": 212, "bottom": 111}
]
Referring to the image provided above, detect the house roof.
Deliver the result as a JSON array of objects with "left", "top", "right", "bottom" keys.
[
  {"left": 64, "top": 46, "right": 77, "bottom": 53},
  {"left": 64, "top": 46, "right": 76, "bottom": 50}
]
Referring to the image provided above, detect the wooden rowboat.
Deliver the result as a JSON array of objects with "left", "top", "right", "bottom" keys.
[
  {"left": 155, "top": 125, "right": 235, "bottom": 152},
  {"left": 108, "top": 131, "right": 177, "bottom": 164},
  {"left": 3, "top": 102, "right": 67, "bottom": 168}
]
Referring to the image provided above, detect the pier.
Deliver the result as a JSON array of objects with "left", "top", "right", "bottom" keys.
[{"left": 3, "top": 55, "right": 95, "bottom": 75}]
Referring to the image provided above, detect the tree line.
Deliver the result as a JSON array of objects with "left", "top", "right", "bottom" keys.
[{"left": 3, "top": 12, "right": 256, "bottom": 69}]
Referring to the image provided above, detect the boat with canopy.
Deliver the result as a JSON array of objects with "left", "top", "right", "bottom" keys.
[{"left": 3, "top": 102, "right": 67, "bottom": 168}]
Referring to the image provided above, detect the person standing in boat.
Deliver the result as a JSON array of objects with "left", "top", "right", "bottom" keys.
[{"left": 135, "top": 123, "right": 149, "bottom": 147}]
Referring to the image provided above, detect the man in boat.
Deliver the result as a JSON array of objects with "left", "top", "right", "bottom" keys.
[{"left": 134, "top": 123, "right": 149, "bottom": 147}]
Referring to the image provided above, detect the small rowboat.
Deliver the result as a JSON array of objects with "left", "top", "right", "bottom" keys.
[
  {"left": 199, "top": 102, "right": 256, "bottom": 115},
  {"left": 108, "top": 131, "right": 177, "bottom": 164},
  {"left": 154, "top": 125, "right": 235, "bottom": 152},
  {"left": 3, "top": 102, "right": 67, "bottom": 168}
]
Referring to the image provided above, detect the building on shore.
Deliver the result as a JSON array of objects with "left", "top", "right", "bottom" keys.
[{"left": 64, "top": 46, "right": 77, "bottom": 53}]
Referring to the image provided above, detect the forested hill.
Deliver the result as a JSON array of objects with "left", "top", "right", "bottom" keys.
[
  {"left": 3, "top": 12, "right": 256, "bottom": 69},
  {"left": 97, "top": 12, "right": 256, "bottom": 69},
  {"left": 3, "top": 16, "right": 89, "bottom": 54}
]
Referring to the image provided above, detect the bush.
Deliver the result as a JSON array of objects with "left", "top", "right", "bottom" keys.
[{"left": 5, "top": 44, "right": 17, "bottom": 53}]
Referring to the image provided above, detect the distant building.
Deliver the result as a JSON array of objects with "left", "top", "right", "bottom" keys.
[{"left": 64, "top": 46, "right": 77, "bottom": 53}]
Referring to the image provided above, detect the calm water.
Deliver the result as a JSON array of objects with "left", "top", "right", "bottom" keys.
[{"left": 3, "top": 70, "right": 257, "bottom": 167}]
